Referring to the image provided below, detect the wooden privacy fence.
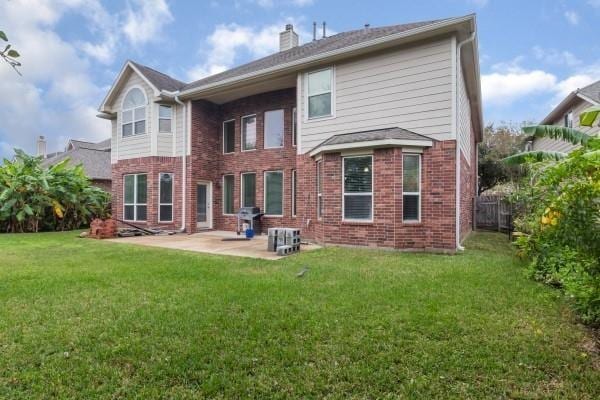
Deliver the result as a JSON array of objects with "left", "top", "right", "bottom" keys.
[{"left": 475, "top": 195, "right": 512, "bottom": 232}]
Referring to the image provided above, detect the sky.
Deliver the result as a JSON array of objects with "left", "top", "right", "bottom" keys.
[{"left": 1, "top": 0, "right": 599, "bottom": 159}]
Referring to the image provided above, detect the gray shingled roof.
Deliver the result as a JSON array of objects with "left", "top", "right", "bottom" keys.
[
  {"left": 182, "top": 19, "right": 446, "bottom": 91},
  {"left": 579, "top": 80, "right": 600, "bottom": 103},
  {"left": 130, "top": 61, "right": 186, "bottom": 92},
  {"left": 312, "top": 127, "right": 433, "bottom": 151},
  {"left": 42, "top": 141, "right": 111, "bottom": 181}
]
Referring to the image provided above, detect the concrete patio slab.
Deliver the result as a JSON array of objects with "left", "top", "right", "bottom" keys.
[{"left": 105, "top": 230, "right": 320, "bottom": 260}]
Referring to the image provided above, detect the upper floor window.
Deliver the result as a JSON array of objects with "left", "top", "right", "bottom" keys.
[
  {"left": 223, "top": 120, "right": 235, "bottom": 154},
  {"left": 122, "top": 88, "right": 146, "bottom": 137},
  {"left": 264, "top": 109, "right": 284, "bottom": 148},
  {"left": 564, "top": 111, "right": 573, "bottom": 128},
  {"left": 307, "top": 68, "right": 333, "bottom": 119},
  {"left": 242, "top": 115, "right": 257, "bottom": 151},
  {"left": 159, "top": 105, "right": 172, "bottom": 134}
]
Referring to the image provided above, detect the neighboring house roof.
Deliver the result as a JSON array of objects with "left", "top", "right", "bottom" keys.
[
  {"left": 182, "top": 19, "right": 445, "bottom": 91},
  {"left": 42, "top": 139, "right": 111, "bottom": 181},
  {"left": 309, "top": 127, "right": 434, "bottom": 156},
  {"left": 540, "top": 79, "right": 600, "bottom": 125}
]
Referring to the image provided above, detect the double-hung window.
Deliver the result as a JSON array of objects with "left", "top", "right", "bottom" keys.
[
  {"left": 223, "top": 120, "right": 235, "bottom": 154},
  {"left": 291, "top": 169, "right": 297, "bottom": 217},
  {"left": 159, "top": 105, "right": 172, "bottom": 133},
  {"left": 343, "top": 156, "right": 372, "bottom": 221},
  {"left": 307, "top": 68, "right": 333, "bottom": 119},
  {"left": 264, "top": 110, "right": 284, "bottom": 148},
  {"left": 122, "top": 88, "right": 146, "bottom": 137},
  {"left": 316, "top": 160, "right": 323, "bottom": 219},
  {"left": 241, "top": 115, "right": 257, "bottom": 151},
  {"left": 158, "top": 173, "right": 173, "bottom": 222},
  {"left": 223, "top": 175, "right": 235, "bottom": 214},
  {"left": 241, "top": 172, "right": 256, "bottom": 207},
  {"left": 264, "top": 171, "right": 283, "bottom": 216},
  {"left": 124, "top": 174, "right": 147, "bottom": 221},
  {"left": 402, "top": 154, "right": 421, "bottom": 222}
]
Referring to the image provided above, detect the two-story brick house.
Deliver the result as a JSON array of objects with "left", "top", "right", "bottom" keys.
[{"left": 97, "top": 14, "right": 483, "bottom": 251}]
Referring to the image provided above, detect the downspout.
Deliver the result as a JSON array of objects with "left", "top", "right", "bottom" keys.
[
  {"left": 455, "top": 32, "right": 475, "bottom": 251},
  {"left": 174, "top": 94, "right": 187, "bottom": 232}
]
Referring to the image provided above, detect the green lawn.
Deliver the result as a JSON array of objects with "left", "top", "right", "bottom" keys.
[{"left": 0, "top": 232, "right": 598, "bottom": 399}]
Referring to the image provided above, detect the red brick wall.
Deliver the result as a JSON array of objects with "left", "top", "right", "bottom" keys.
[
  {"left": 111, "top": 156, "right": 184, "bottom": 230},
  {"left": 459, "top": 127, "right": 478, "bottom": 243},
  {"left": 187, "top": 88, "right": 299, "bottom": 233},
  {"left": 297, "top": 141, "right": 457, "bottom": 251}
]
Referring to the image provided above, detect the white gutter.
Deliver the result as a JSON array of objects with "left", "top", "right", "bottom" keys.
[
  {"left": 173, "top": 93, "right": 187, "bottom": 233},
  {"left": 179, "top": 14, "right": 475, "bottom": 98},
  {"left": 455, "top": 31, "right": 475, "bottom": 251}
]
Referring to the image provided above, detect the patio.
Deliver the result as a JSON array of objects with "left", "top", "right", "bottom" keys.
[{"left": 106, "top": 230, "right": 320, "bottom": 260}]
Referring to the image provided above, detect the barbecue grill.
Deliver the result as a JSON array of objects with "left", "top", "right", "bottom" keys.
[{"left": 236, "top": 207, "right": 263, "bottom": 235}]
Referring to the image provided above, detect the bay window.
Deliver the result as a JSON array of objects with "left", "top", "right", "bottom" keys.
[
  {"left": 264, "top": 171, "right": 283, "bottom": 216},
  {"left": 343, "top": 156, "right": 372, "bottom": 221},
  {"left": 402, "top": 154, "right": 421, "bottom": 222},
  {"left": 124, "top": 173, "right": 147, "bottom": 221},
  {"left": 158, "top": 173, "right": 173, "bottom": 222}
]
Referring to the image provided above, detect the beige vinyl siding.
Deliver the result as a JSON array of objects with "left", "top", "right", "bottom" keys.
[
  {"left": 111, "top": 70, "right": 153, "bottom": 161},
  {"left": 533, "top": 97, "right": 599, "bottom": 153},
  {"left": 174, "top": 103, "right": 187, "bottom": 156},
  {"left": 110, "top": 119, "right": 118, "bottom": 164},
  {"left": 457, "top": 61, "right": 472, "bottom": 164},
  {"left": 299, "top": 38, "right": 453, "bottom": 153}
]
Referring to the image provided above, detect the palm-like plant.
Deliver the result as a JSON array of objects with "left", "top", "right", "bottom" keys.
[{"left": 502, "top": 105, "right": 599, "bottom": 165}]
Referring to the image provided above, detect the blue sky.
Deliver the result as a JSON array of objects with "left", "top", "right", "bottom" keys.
[{"left": 1, "top": 0, "right": 599, "bottom": 158}]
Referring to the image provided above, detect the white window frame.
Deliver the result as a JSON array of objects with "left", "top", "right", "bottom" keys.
[
  {"left": 158, "top": 172, "right": 174, "bottom": 223},
  {"left": 292, "top": 107, "right": 297, "bottom": 147},
  {"left": 241, "top": 114, "right": 257, "bottom": 152},
  {"left": 402, "top": 153, "right": 421, "bottom": 223},
  {"left": 564, "top": 111, "right": 573, "bottom": 128},
  {"left": 158, "top": 105, "right": 173, "bottom": 134},
  {"left": 316, "top": 160, "right": 323, "bottom": 220},
  {"left": 123, "top": 173, "right": 147, "bottom": 222},
  {"left": 121, "top": 87, "right": 147, "bottom": 138},
  {"left": 222, "top": 174, "right": 235, "bottom": 215},
  {"left": 264, "top": 109, "right": 285, "bottom": 149},
  {"left": 291, "top": 169, "right": 297, "bottom": 217},
  {"left": 263, "top": 170, "right": 284, "bottom": 217},
  {"left": 222, "top": 119, "right": 235, "bottom": 154},
  {"left": 304, "top": 66, "right": 335, "bottom": 121},
  {"left": 342, "top": 155, "right": 374, "bottom": 223},
  {"left": 240, "top": 172, "right": 256, "bottom": 208}
]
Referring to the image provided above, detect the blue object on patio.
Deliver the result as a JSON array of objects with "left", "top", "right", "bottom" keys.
[{"left": 245, "top": 228, "right": 254, "bottom": 239}]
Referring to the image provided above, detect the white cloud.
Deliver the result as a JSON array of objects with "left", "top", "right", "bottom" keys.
[
  {"left": 123, "top": 0, "right": 173, "bottom": 45},
  {"left": 532, "top": 46, "right": 582, "bottom": 67},
  {"left": 292, "top": 0, "right": 314, "bottom": 5},
  {"left": 482, "top": 57, "right": 600, "bottom": 107},
  {"left": 0, "top": 0, "right": 110, "bottom": 158},
  {"left": 187, "top": 20, "right": 310, "bottom": 81},
  {"left": 587, "top": 0, "right": 600, "bottom": 8},
  {"left": 564, "top": 10, "right": 579, "bottom": 25}
]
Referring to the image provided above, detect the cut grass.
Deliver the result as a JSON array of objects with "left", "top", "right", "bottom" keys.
[{"left": 0, "top": 231, "right": 598, "bottom": 399}]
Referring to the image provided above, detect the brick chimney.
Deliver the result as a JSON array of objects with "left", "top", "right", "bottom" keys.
[
  {"left": 279, "top": 24, "right": 298, "bottom": 51},
  {"left": 36, "top": 135, "right": 47, "bottom": 158}
]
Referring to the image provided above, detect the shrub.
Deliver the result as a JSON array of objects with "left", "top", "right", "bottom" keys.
[
  {"left": 513, "top": 141, "right": 600, "bottom": 325},
  {"left": 0, "top": 150, "right": 110, "bottom": 233}
]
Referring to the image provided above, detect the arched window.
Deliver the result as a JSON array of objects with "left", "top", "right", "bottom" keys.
[{"left": 122, "top": 87, "right": 146, "bottom": 137}]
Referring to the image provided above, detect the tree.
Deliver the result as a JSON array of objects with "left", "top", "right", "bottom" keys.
[
  {"left": 477, "top": 123, "right": 528, "bottom": 194},
  {"left": 0, "top": 30, "right": 21, "bottom": 75}
]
